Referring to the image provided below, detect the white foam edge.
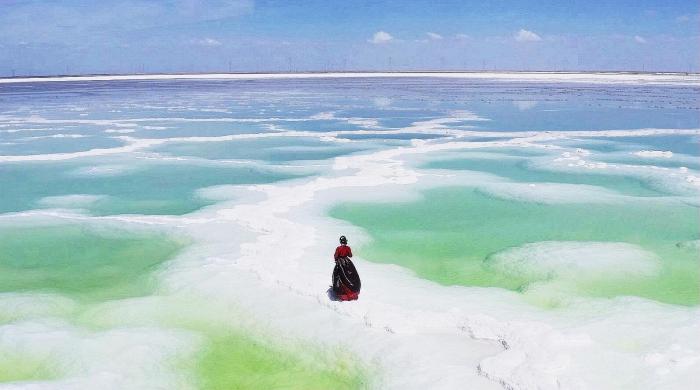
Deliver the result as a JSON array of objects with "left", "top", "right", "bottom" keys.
[
  {"left": 595, "top": 149, "right": 700, "bottom": 166},
  {"left": 536, "top": 151, "right": 700, "bottom": 196},
  {"left": 35, "top": 194, "right": 108, "bottom": 209},
  {"left": 20, "top": 133, "right": 88, "bottom": 140},
  {"left": 68, "top": 164, "right": 138, "bottom": 177},
  {"left": 0, "top": 211, "right": 191, "bottom": 237},
  {"left": 0, "top": 131, "right": 346, "bottom": 162},
  {"left": 634, "top": 150, "right": 674, "bottom": 158},
  {"left": 485, "top": 241, "right": 662, "bottom": 280},
  {"left": 86, "top": 153, "right": 321, "bottom": 176}
]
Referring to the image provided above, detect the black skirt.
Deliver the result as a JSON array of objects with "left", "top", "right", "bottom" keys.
[{"left": 332, "top": 257, "right": 362, "bottom": 296}]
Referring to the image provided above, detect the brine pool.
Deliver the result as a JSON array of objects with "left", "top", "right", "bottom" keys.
[{"left": 0, "top": 75, "right": 698, "bottom": 389}]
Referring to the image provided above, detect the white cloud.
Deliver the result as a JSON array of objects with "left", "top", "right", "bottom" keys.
[
  {"left": 191, "top": 37, "right": 222, "bottom": 47},
  {"left": 368, "top": 31, "right": 394, "bottom": 44},
  {"left": 634, "top": 35, "right": 647, "bottom": 44},
  {"left": 455, "top": 33, "right": 470, "bottom": 40},
  {"left": 514, "top": 29, "right": 542, "bottom": 42},
  {"left": 426, "top": 32, "right": 443, "bottom": 40}
]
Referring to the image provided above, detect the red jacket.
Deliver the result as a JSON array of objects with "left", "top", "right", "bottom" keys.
[{"left": 334, "top": 245, "right": 352, "bottom": 260}]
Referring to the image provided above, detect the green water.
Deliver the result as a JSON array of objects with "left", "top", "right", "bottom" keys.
[
  {"left": 77, "top": 295, "right": 371, "bottom": 389},
  {"left": 0, "top": 353, "right": 58, "bottom": 383},
  {"left": 330, "top": 187, "right": 699, "bottom": 306},
  {"left": 198, "top": 333, "right": 368, "bottom": 390},
  {"left": 0, "top": 225, "right": 371, "bottom": 388},
  {"left": 85, "top": 309, "right": 370, "bottom": 390},
  {"left": 424, "top": 156, "right": 665, "bottom": 196},
  {"left": 0, "top": 225, "right": 185, "bottom": 300},
  {"left": 0, "top": 161, "right": 301, "bottom": 215}
]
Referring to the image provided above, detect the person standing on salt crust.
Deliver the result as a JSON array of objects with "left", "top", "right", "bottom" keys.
[{"left": 332, "top": 235, "right": 362, "bottom": 301}]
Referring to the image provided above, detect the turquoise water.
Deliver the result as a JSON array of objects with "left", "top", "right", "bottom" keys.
[
  {"left": 0, "top": 135, "right": 125, "bottom": 156},
  {"left": 0, "top": 160, "right": 302, "bottom": 215},
  {"left": 331, "top": 187, "right": 699, "bottom": 306},
  {"left": 424, "top": 155, "right": 665, "bottom": 197},
  {"left": 153, "top": 136, "right": 374, "bottom": 163}
]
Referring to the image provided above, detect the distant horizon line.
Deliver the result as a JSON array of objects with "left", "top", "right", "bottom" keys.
[
  {"left": 1, "top": 70, "right": 698, "bottom": 85},
  {"left": 4, "top": 69, "right": 699, "bottom": 78}
]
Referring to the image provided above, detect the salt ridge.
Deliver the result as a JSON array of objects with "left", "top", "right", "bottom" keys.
[{"left": 1, "top": 121, "right": 699, "bottom": 162}]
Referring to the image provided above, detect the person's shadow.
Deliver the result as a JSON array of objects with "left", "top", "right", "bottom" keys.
[{"left": 326, "top": 286, "right": 340, "bottom": 301}]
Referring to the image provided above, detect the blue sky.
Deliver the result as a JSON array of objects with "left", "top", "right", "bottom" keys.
[{"left": 1, "top": 0, "right": 698, "bottom": 76}]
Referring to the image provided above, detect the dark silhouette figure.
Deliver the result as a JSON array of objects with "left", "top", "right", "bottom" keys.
[{"left": 331, "top": 235, "right": 361, "bottom": 301}]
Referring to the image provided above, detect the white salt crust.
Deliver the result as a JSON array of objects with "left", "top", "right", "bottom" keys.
[{"left": 0, "top": 105, "right": 698, "bottom": 389}]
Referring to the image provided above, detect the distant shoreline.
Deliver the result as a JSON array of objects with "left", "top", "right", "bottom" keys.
[{"left": 1, "top": 71, "right": 698, "bottom": 85}]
